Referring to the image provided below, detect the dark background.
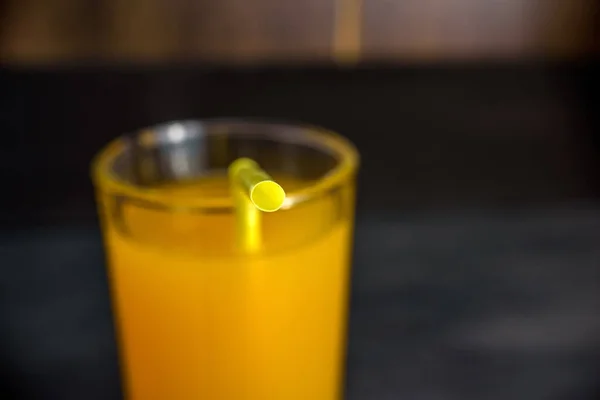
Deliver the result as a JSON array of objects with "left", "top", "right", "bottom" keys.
[
  {"left": 2, "top": 63, "right": 599, "bottom": 224},
  {"left": 1, "top": 0, "right": 600, "bottom": 399}
]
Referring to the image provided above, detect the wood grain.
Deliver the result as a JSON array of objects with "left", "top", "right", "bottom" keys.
[
  {"left": 103, "top": 0, "right": 335, "bottom": 62},
  {"left": 362, "top": 0, "right": 597, "bottom": 61},
  {"left": 0, "top": 0, "right": 596, "bottom": 63}
]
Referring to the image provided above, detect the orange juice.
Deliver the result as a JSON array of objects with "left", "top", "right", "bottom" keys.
[{"left": 99, "top": 175, "right": 354, "bottom": 399}]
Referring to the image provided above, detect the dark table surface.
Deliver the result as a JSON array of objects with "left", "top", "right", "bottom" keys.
[
  {"left": 1, "top": 208, "right": 600, "bottom": 400},
  {"left": 1, "top": 63, "right": 599, "bottom": 399}
]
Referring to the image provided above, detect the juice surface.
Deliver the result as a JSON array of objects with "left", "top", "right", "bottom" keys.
[{"left": 102, "top": 176, "right": 353, "bottom": 400}]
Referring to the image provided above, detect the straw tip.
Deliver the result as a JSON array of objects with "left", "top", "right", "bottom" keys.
[{"left": 250, "top": 180, "right": 286, "bottom": 212}]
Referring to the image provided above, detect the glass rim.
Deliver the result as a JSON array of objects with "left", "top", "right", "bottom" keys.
[{"left": 92, "top": 119, "right": 359, "bottom": 211}]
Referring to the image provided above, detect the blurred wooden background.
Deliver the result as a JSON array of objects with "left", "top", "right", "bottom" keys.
[{"left": 0, "top": 0, "right": 598, "bottom": 63}]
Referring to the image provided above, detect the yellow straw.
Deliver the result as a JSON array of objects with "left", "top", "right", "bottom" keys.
[{"left": 228, "top": 158, "right": 286, "bottom": 253}]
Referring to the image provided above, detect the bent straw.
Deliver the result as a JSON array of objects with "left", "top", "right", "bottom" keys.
[{"left": 228, "top": 158, "right": 286, "bottom": 253}]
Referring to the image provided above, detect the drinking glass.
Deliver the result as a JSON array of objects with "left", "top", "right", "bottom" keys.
[{"left": 92, "top": 120, "right": 359, "bottom": 399}]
